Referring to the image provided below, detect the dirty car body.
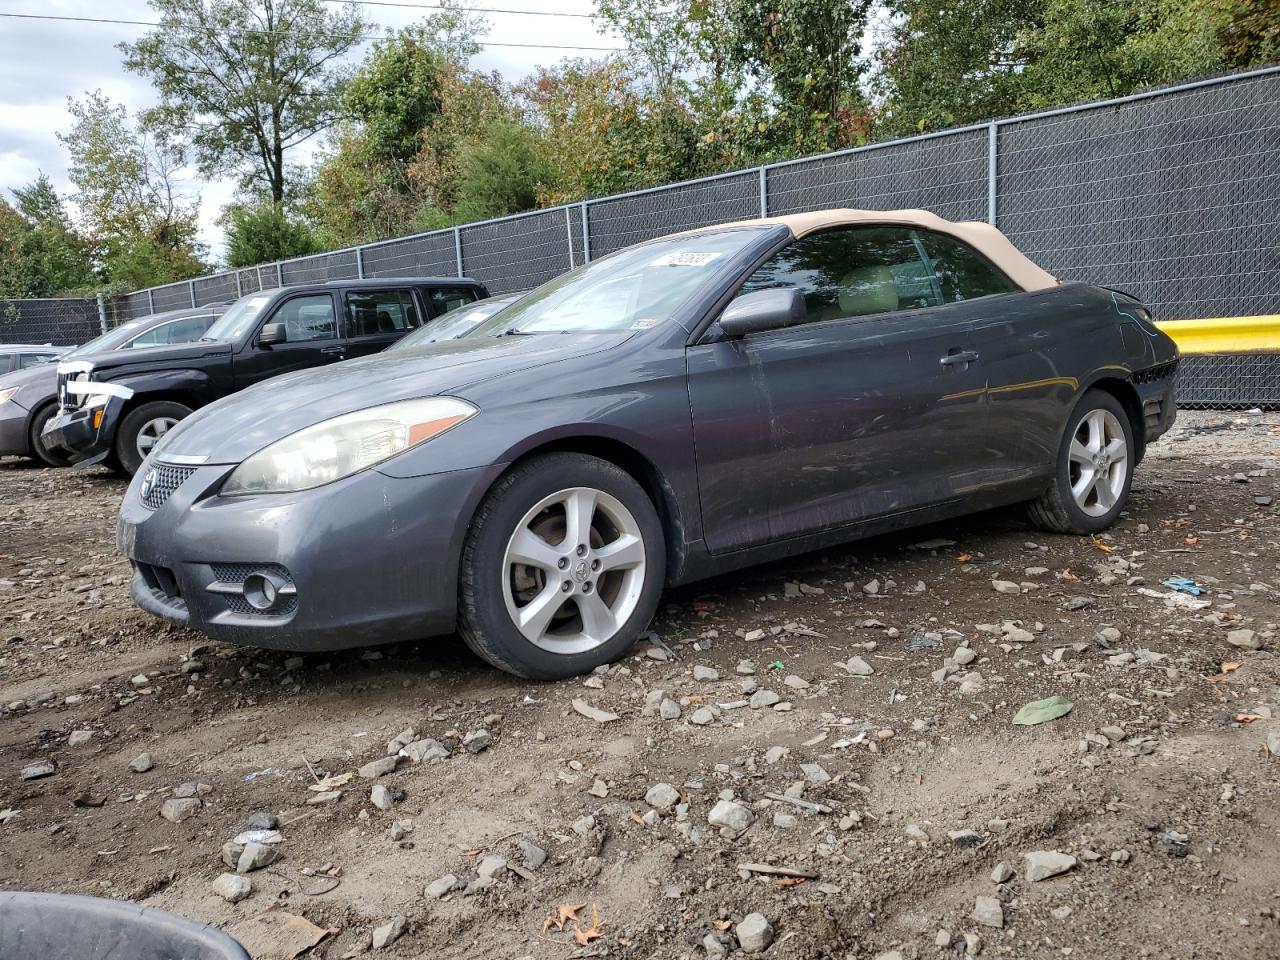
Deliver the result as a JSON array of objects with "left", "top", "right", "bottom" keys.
[{"left": 118, "top": 209, "right": 1178, "bottom": 676}]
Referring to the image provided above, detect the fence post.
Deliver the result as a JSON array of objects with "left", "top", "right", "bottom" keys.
[
  {"left": 356, "top": 246, "right": 365, "bottom": 279},
  {"left": 187, "top": 279, "right": 196, "bottom": 308},
  {"left": 565, "top": 207, "right": 575, "bottom": 270},
  {"left": 453, "top": 227, "right": 464, "bottom": 278},
  {"left": 581, "top": 202, "right": 591, "bottom": 263},
  {"left": 96, "top": 294, "right": 108, "bottom": 334},
  {"left": 276, "top": 263, "right": 284, "bottom": 288},
  {"left": 148, "top": 290, "right": 155, "bottom": 315},
  {"left": 758, "top": 167, "right": 768, "bottom": 217},
  {"left": 987, "top": 122, "right": 998, "bottom": 226},
  {"left": 234, "top": 270, "right": 243, "bottom": 298}
]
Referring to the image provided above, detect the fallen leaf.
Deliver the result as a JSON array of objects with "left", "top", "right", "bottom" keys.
[
  {"left": 1012, "top": 695, "right": 1074, "bottom": 726},
  {"left": 1057, "top": 568, "right": 1079, "bottom": 581},
  {"left": 308, "top": 772, "right": 353, "bottom": 791},
  {"left": 572, "top": 904, "right": 604, "bottom": 946},
  {"left": 228, "top": 908, "right": 330, "bottom": 959},
  {"left": 544, "top": 903, "right": 587, "bottom": 933},
  {"left": 1088, "top": 536, "right": 1115, "bottom": 553},
  {"left": 1184, "top": 536, "right": 1200, "bottom": 545},
  {"left": 1207, "top": 661, "right": 1242, "bottom": 681},
  {"left": 628, "top": 812, "right": 646, "bottom": 826},
  {"left": 713, "top": 920, "right": 732, "bottom": 931},
  {"left": 770, "top": 876, "right": 807, "bottom": 886},
  {"left": 1235, "top": 713, "right": 1264, "bottom": 724},
  {"left": 957, "top": 552, "right": 973, "bottom": 563}
]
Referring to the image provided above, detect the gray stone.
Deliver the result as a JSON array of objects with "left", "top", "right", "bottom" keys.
[
  {"left": 990, "top": 861, "right": 1015, "bottom": 883},
  {"left": 843, "top": 656, "right": 874, "bottom": 675},
  {"left": 477, "top": 854, "right": 507, "bottom": 879},
  {"left": 212, "top": 873, "right": 252, "bottom": 903},
  {"left": 783, "top": 674, "right": 809, "bottom": 690},
  {"left": 736, "top": 913, "right": 774, "bottom": 953},
  {"left": 1024, "top": 850, "right": 1078, "bottom": 881},
  {"left": 964, "top": 932, "right": 983, "bottom": 955},
  {"left": 237, "top": 842, "right": 278, "bottom": 873},
  {"left": 659, "top": 698, "right": 682, "bottom": 720},
  {"left": 708, "top": 799, "right": 754, "bottom": 836},
  {"left": 736, "top": 660, "right": 756, "bottom": 675},
  {"left": 973, "top": 896, "right": 1004, "bottom": 928},
  {"left": 426, "top": 874, "right": 459, "bottom": 898},
  {"left": 1227, "top": 629, "right": 1260, "bottom": 650},
  {"left": 68, "top": 730, "right": 94, "bottom": 748},
  {"left": 764, "top": 746, "right": 789, "bottom": 764},
  {"left": 519, "top": 839, "right": 547, "bottom": 869},
  {"left": 645, "top": 782, "right": 680, "bottom": 810},
  {"left": 693, "top": 665, "right": 720, "bottom": 681},
  {"left": 951, "top": 647, "right": 977, "bottom": 666},
  {"left": 904, "top": 824, "right": 930, "bottom": 843},
  {"left": 749, "top": 689, "right": 780, "bottom": 709},
  {"left": 772, "top": 812, "right": 798, "bottom": 829},
  {"left": 401, "top": 738, "right": 449, "bottom": 763},
  {"left": 689, "top": 707, "right": 716, "bottom": 725},
  {"left": 160, "top": 798, "right": 201, "bottom": 823},
  {"left": 463, "top": 729, "right": 492, "bottom": 753},
  {"left": 128, "top": 753, "right": 153, "bottom": 773},
  {"left": 992, "top": 580, "right": 1020, "bottom": 594},
  {"left": 358, "top": 756, "right": 399, "bottom": 779},
  {"left": 572, "top": 815, "right": 595, "bottom": 836},
  {"left": 800, "top": 763, "right": 830, "bottom": 784},
  {"left": 372, "top": 916, "right": 405, "bottom": 950},
  {"left": 370, "top": 785, "right": 396, "bottom": 810}
]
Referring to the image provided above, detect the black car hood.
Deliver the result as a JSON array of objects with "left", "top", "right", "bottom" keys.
[
  {"left": 83, "top": 341, "right": 233, "bottom": 374},
  {"left": 157, "top": 333, "right": 626, "bottom": 464},
  {"left": 0, "top": 363, "right": 57, "bottom": 407}
]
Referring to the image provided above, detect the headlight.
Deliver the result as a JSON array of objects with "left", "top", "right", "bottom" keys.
[
  {"left": 0, "top": 387, "right": 18, "bottom": 407},
  {"left": 221, "top": 396, "right": 476, "bottom": 496}
]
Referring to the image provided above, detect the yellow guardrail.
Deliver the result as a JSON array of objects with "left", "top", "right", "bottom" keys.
[{"left": 1155, "top": 315, "right": 1280, "bottom": 355}]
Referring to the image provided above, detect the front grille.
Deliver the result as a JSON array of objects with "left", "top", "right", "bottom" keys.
[
  {"left": 1134, "top": 359, "right": 1179, "bottom": 384},
  {"left": 135, "top": 561, "right": 186, "bottom": 611},
  {"left": 140, "top": 463, "right": 197, "bottom": 510}
]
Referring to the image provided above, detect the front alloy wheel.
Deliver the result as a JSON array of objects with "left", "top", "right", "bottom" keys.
[{"left": 459, "top": 453, "right": 665, "bottom": 679}]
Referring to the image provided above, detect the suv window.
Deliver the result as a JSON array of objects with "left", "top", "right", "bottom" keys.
[
  {"left": 272, "top": 295, "right": 337, "bottom": 343},
  {"left": 346, "top": 290, "right": 419, "bottom": 337},
  {"left": 426, "top": 286, "right": 479, "bottom": 317},
  {"left": 737, "top": 226, "right": 1015, "bottom": 325},
  {"left": 18, "top": 352, "right": 59, "bottom": 369},
  {"left": 127, "top": 314, "right": 214, "bottom": 348}
]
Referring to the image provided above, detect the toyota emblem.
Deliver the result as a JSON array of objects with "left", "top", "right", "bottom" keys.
[{"left": 139, "top": 468, "right": 157, "bottom": 500}]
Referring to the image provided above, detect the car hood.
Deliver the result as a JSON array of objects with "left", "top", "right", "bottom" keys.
[
  {"left": 79, "top": 341, "right": 233, "bottom": 374},
  {"left": 156, "top": 333, "right": 626, "bottom": 464},
  {"left": 0, "top": 363, "right": 57, "bottom": 407}
]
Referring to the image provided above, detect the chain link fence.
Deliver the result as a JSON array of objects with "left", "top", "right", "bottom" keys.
[
  {"left": 4, "top": 66, "right": 1277, "bottom": 405},
  {"left": 0, "top": 297, "right": 101, "bottom": 346}
]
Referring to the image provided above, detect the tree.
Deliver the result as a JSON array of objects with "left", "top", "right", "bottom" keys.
[
  {"left": 451, "top": 121, "right": 553, "bottom": 222},
  {"left": 0, "top": 177, "right": 95, "bottom": 297},
  {"left": 120, "top": 0, "right": 368, "bottom": 205},
  {"left": 59, "top": 91, "right": 206, "bottom": 289},
  {"left": 223, "top": 200, "right": 320, "bottom": 267}
]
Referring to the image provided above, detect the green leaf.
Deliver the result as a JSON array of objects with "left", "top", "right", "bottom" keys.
[{"left": 1012, "top": 695, "right": 1074, "bottom": 726}]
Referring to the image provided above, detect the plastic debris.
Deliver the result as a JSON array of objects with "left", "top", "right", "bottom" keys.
[{"left": 1161, "top": 577, "right": 1203, "bottom": 596}]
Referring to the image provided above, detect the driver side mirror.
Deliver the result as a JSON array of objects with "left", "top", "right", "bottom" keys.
[
  {"left": 258, "top": 322, "right": 287, "bottom": 347},
  {"left": 718, "top": 287, "right": 806, "bottom": 338}
]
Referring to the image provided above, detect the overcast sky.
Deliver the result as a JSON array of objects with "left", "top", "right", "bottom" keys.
[{"left": 0, "top": 0, "right": 619, "bottom": 261}]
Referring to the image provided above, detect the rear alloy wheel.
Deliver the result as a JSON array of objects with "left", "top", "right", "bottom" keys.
[
  {"left": 115, "top": 400, "right": 192, "bottom": 476},
  {"left": 1028, "top": 389, "right": 1134, "bottom": 534},
  {"left": 459, "top": 453, "right": 665, "bottom": 679},
  {"left": 27, "top": 402, "right": 71, "bottom": 467}
]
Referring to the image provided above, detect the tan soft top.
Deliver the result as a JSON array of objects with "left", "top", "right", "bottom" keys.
[{"left": 692, "top": 207, "right": 1058, "bottom": 292}]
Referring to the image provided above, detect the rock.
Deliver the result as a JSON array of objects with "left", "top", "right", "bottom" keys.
[
  {"left": 160, "top": 798, "right": 201, "bottom": 823},
  {"left": 462, "top": 729, "right": 492, "bottom": 753},
  {"left": 129, "top": 753, "right": 153, "bottom": 773},
  {"left": 935, "top": 929, "right": 952, "bottom": 948},
  {"left": 862, "top": 579, "right": 880, "bottom": 596},
  {"left": 1111, "top": 849, "right": 1131, "bottom": 864},
  {"left": 237, "top": 842, "right": 278, "bottom": 873},
  {"left": 1227, "top": 629, "right": 1260, "bottom": 650},
  {"left": 1051, "top": 905, "right": 1073, "bottom": 920},
  {"left": 370, "top": 785, "right": 398, "bottom": 810},
  {"left": 736, "top": 913, "right": 774, "bottom": 953},
  {"left": 948, "top": 829, "right": 982, "bottom": 847},
  {"left": 68, "top": 730, "right": 94, "bottom": 748},
  {"left": 181, "top": 660, "right": 205, "bottom": 675},
  {"left": 965, "top": 932, "right": 983, "bottom": 955},
  {"left": 800, "top": 763, "right": 830, "bottom": 784},
  {"left": 571, "top": 699, "right": 619, "bottom": 723},
  {"left": 843, "top": 656, "right": 874, "bottom": 675},
  {"left": 130, "top": 674, "right": 150, "bottom": 687},
  {"left": 704, "top": 933, "right": 729, "bottom": 957},
  {"left": 749, "top": 689, "right": 780, "bottom": 709},
  {"left": 904, "top": 824, "right": 930, "bottom": 844},
  {"left": 659, "top": 698, "right": 681, "bottom": 720},
  {"left": 389, "top": 821, "right": 411, "bottom": 841},
  {"left": 951, "top": 647, "right": 977, "bottom": 666},
  {"left": 426, "top": 874, "right": 459, "bottom": 898},
  {"left": 372, "top": 916, "right": 405, "bottom": 950},
  {"left": 358, "top": 756, "right": 399, "bottom": 779},
  {"left": 572, "top": 815, "right": 595, "bottom": 837},
  {"left": 991, "top": 862, "right": 1015, "bottom": 883},
  {"left": 587, "top": 778, "right": 608, "bottom": 798},
  {"left": 772, "top": 812, "right": 798, "bottom": 828},
  {"left": 736, "top": 660, "right": 756, "bottom": 675},
  {"left": 783, "top": 674, "right": 809, "bottom": 690},
  {"left": 212, "top": 873, "right": 252, "bottom": 903},
  {"left": 244, "top": 811, "right": 279, "bottom": 830},
  {"left": 646, "top": 782, "right": 680, "bottom": 810},
  {"left": 973, "top": 896, "right": 1004, "bottom": 928},
  {"left": 992, "top": 580, "right": 1020, "bottom": 594},
  {"left": 519, "top": 839, "right": 547, "bottom": 869},
  {"left": 1024, "top": 850, "right": 1078, "bottom": 881},
  {"left": 764, "top": 746, "right": 789, "bottom": 764},
  {"left": 1160, "top": 830, "right": 1191, "bottom": 857},
  {"left": 690, "top": 707, "right": 716, "bottom": 725},
  {"left": 693, "top": 665, "right": 720, "bottom": 681},
  {"left": 477, "top": 855, "right": 507, "bottom": 879},
  {"left": 708, "top": 799, "right": 754, "bottom": 836},
  {"left": 401, "top": 738, "right": 449, "bottom": 763}
]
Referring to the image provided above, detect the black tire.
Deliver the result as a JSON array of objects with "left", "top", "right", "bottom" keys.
[
  {"left": 27, "top": 402, "right": 71, "bottom": 468},
  {"left": 114, "top": 400, "right": 192, "bottom": 476},
  {"left": 458, "top": 453, "right": 666, "bottom": 680},
  {"left": 1028, "top": 389, "right": 1135, "bottom": 534}
]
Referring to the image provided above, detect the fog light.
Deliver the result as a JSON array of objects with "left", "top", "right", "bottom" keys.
[{"left": 242, "top": 569, "right": 294, "bottom": 612}]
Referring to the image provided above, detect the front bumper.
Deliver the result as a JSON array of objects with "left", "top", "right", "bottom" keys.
[
  {"left": 118, "top": 459, "right": 502, "bottom": 652},
  {"left": 41, "top": 397, "right": 124, "bottom": 465},
  {"left": 1134, "top": 359, "right": 1179, "bottom": 445},
  {"left": 0, "top": 402, "right": 31, "bottom": 457}
]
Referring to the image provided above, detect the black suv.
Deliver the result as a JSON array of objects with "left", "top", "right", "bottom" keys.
[{"left": 44, "top": 277, "right": 486, "bottom": 474}]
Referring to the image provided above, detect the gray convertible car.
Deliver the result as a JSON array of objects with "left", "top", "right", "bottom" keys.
[{"left": 118, "top": 209, "right": 1178, "bottom": 679}]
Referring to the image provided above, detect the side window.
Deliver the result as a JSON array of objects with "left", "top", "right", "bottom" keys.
[
  {"left": 737, "top": 226, "right": 938, "bottom": 325},
  {"left": 426, "top": 286, "right": 479, "bottom": 317},
  {"left": 271, "top": 295, "right": 337, "bottom": 343},
  {"left": 127, "top": 317, "right": 211, "bottom": 349},
  {"left": 916, "top": 232, "right": 1018, "bottom": 302},
  {"left": 19, "top": 352, "right": 59, "bottom": 369},
  {"left": 346, "top": 290, "right": 419, "bottom": 338}
]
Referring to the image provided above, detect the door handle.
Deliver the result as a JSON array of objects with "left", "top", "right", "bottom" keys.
[
  {"left": 939, "top": 349, "right": 979, "bottom": 368},
  {"left": 321, "top": 345, "right": 345, "bottom": 357}
]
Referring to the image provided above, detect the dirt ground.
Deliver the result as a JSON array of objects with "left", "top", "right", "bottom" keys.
[{"left": 2, "top": 410, "right": 1278, "bottom": 960}]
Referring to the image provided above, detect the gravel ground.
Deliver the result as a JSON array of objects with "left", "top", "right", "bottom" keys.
[{"left": 2, "top": 410, "right": 1278, "bottom": 960}]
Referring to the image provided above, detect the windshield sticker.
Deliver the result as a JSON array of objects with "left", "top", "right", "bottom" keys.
[
  {"left": 248, "top": 296, "right": 270, "bottom": 307},
  {"left": 651, "top": 251, "right": 723, "bottom": 268},
  {"left": 630, "top": 318, "right": 659, "bottom": 330}
]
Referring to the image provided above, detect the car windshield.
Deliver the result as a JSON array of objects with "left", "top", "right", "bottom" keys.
[
  {"left": 390, "top": 296, "right": 519, "bottom": 351},
  {"left": 471, "top": 229, "right": 763, "bottom": 336},
  {"left": 201, "top": 294, "right": 272, "bottom": 342}
]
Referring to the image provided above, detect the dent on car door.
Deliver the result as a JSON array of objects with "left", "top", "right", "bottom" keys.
[
  {"left": 235, "top": 293, "right": 343, "bottom": 388},
  {"left": 686, "top": 225, "right": 992, "bottom": 554}
]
